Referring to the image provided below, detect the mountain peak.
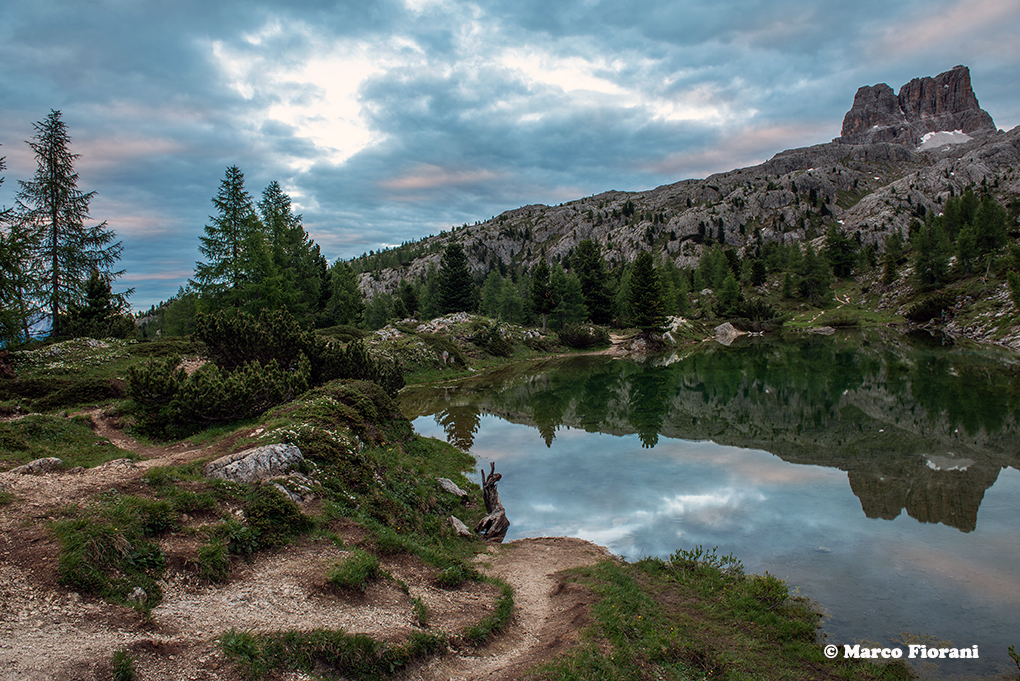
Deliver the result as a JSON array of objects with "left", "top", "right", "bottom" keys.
[{"left": 836, "top": 65, "right": 996, "bottom": 146}]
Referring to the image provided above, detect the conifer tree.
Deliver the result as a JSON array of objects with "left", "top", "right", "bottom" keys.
[
  {"left": 438, "top": 242, "right": 475, "bottom": 313},
  {"left": 628, "top": 251, "right": 666, "bottom": 332},
  {"left": 0, "top": 147, "right": 36, "bottom": 343},
  {"left": 912, "top": 218, "right": 950, "bottom": 292},
  {"left": 573, "top": 239, "right": 613, "bottom": 324},
  {"left": 15, "top": 110, "right": 125, "bottom": 337},
  {"left": 324, "top": 260, "right": 365, "bottom": 326},
  {"left": 797, "top": 243, "right": 832, "bottom": 303},
  {"left": 258, "top": 181, "right": 321, "bottom": 319},
  {"left": 530, "top": 258, "right": 555, "bottom": 332},
  {"left": 192, "top": 165, "right": 260, "bottom": 307}
]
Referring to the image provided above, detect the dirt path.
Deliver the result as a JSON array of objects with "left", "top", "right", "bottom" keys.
[{"left": 0, "top": 412, "right": 611, "bottom": 680}]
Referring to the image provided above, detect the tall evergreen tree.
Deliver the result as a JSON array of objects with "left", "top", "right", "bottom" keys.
[
  {"left": 797, "top": 243, "right": 832, "bottom": 303},
  {"left": 0, "top": 147, "right": 36, "bottom": 344},
  {"left": 529, "top": 258, "right": 555, "bottom": 332},
  {"left": 573, "top": 239, "right": 613, "bottom": 324},
  {"left": 438, "top": 242, "right": 475, "bottom": 313},
  {"left": 824, "top": 225, "right": 858, "bottom": 279},
  {"left": 628, "top": 251, "right": 666, "bottom": 332},
  {"left": 258, "top": 181, "right": 321, "bottom": 319},
  {"left": 912, "top": 218, "right": 950, "bottom": 292},
  {"left": 324, "top": 260, "right": 365, "bottom": 326},
  {"left": 192, "top": 165, "right": 260, "bottom": 307},
  {"left": 15, "top": 110, "right": 125, "bottom": 337}
]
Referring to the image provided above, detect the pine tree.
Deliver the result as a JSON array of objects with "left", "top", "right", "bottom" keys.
[
  {"left": 797, "top": 243, "right": 832, "bottom": 303},
  {"left": 438, "top": 242, "right": 475, "bottom": 313},
  {"left": 550, "top": 265, "right": 587, "bottom": 330},
  {"left": 324, "top": 260, "right": 365, "bottom": 326},
  {"left": 628, "top": 251, "right": 666, "bottom": 332},
  {"left": 192, "top": 166, "right": 260, "bottom": 307},
  {"left": 14, "top": 110, "right": 125, "bottom": 337},
  {"left": 912, "top": 218, "right": 950, "bottom": 292},
  {"left": 0, "top": 148, "right": 37, "bottom": 344},
  {"left": 530, "top": 259, "right": 555, "bottom": 332},
  {"left": 573, "top": 239, "right": 613, "bottom": 324},
  {"left": 824, "top": 225, "right": 858, "bottom": 279},
  {"left": 258, "top": 181, "right": 321, "bottom": 319}
]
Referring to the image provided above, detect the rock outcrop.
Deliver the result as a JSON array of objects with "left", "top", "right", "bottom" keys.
[{"left": 837, "top": 65, "right": 996, "bottom": 146}]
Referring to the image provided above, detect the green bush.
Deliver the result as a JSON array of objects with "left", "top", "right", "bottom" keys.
[
  {"left": 558, "top": 323, "right": 610, "bottom": 349},
  {"left": 471, "top": 323, "right": 513, "bottom": 357},
  {"left": 243, "top": 485, "right": 312, "bottom": 548},
  {"left": 905, "top": 291, "right": 956, "bottom": 323},
  {"left": 418, "top": 333, "right": 467, "bottom": 368}
]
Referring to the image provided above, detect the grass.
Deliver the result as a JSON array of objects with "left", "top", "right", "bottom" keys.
[
  {"left": 327, "top": 549, "right": 380, "bottom": 591},
  {"left": 110, "top": 648, "right": 137, "bottom": 681},
  {"left": 0, "top": 413, "right": 136, "bottom": 470},
  {"left": 220, "top": 627, "right": 448, "bottom": 681},
  {"left": 532, "top": 552, "right": 913, "bottom": 681}
]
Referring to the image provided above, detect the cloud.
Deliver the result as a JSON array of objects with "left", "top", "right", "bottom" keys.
[
  {"left": 1, "top": 0, "right": 1017, "bottom": 308},
  {"left": 871, "top": 0, "right": 1020, "bottom": 61}
]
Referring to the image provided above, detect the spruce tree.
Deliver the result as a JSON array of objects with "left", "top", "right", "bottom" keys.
[
  {"left": 628, "top": 251, "right": 666, "bottom": 332},
  {"left": 258, "top": 181, "right": 321, "bottom": 319},
  {"left": 15, "top": 110, "right": 125, "bottom": 337},
  {"left": 192, "top": 165, "right": 260, "bottom": 308},
  {"left": 529, "top": 258, "right": 555, "bottom": 332},
  {"left": 438, "top": 242, "right": 475, "bottom": 313},
  {"left": 325, "top": 260, "right": 365, "bottom": 326},
  {"left": 0, "top": 147, "right": 37, "bottom": 343},
  {"left": 573, "top": 239, "right": 613, "bottom": 324}
]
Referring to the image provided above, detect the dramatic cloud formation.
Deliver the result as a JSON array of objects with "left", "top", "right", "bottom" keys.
[{"left": 2, "top": 0, "right": 1018, "bottom": 308}]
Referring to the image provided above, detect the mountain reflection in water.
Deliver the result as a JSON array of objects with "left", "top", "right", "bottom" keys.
[{"left": 400, "top": 330, "right": 1020, "bottom": 533}]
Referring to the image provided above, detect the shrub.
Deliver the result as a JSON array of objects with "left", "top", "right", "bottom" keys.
[
  {"left": 327, "top": 549, "right": 380, "bottom": 591},
  {"left": 243, "top": 485, "right": 312, "bottom": 548},
  {"left": 418, "top": 333, "right": 467, "bottom": 368},
  {"left": 471, "top": 323, "right": 513, "bottom": 357},
  {"left": 559, "top": 323, "right": 610, "bottom": 349},
  {"left": 905, "top": 291, "right": 955, "bottom": 323}
]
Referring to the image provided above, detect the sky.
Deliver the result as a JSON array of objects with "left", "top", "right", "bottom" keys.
[{"left": 1, "top": 0, "right": 1019, "bottom": 310}]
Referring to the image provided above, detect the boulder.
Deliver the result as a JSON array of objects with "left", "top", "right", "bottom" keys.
[
  {"left": 714, "top": 322, "right": 746, "bottom": 346},
  {"left": 10, "top": 457, "right": 63, "bottom": 475},
  {"left": 449, "top": 515, "right": 474, "bottom": 537},
  {"left": 204, "top": 443, "right": 303, "bottom": 484},
  {"left": 437, "top": 477, "right": 469, "bottom": 499}
]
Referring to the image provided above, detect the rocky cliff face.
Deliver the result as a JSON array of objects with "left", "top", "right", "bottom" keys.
[
  {"left": 356, "top": 66, "right": 1020, "bottom": 341},
  {"left": 837, "top": 65, "right": 997, "bottom": 146}
]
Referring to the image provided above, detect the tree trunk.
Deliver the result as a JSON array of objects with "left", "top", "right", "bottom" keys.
[{"left": 474, "top": 461, "right": 510, "bottom": 542}]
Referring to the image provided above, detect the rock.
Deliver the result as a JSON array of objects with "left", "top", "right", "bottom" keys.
[
  {"left": 10, "top": 457, "right": 62, "bottom": 475},
  {"left": 204, "top": 443, "right": 304, "bottom": 484},
  {"left": 96, "top": 458, "right": 137, "bottom": 471},
  {"left": 837, "top": 65, "right": 996, "bottom": 146},
  {"left": 449, "top": 515, "right": 474, "bottom": 537},
  {"left": 808, "top": 326, "right": 836, "bottom": 335},
  {"left": 714, "top": 322, "right": 745, "bottom": 346},
  {"left": 437, "top": 477, "right": 469, "bottom": 499}
]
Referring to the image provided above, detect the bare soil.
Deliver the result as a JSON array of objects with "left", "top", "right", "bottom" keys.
[{"left": 0, "top": 411, "right": 612, "bottom": 680}]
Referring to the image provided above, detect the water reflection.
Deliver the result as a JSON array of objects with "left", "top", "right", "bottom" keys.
[
  {"left": 399, "top": 330, "right": 1020, "bottom": 533},
  {"left": 399, "top": 330, "right": 1020, "bottom": 676}
]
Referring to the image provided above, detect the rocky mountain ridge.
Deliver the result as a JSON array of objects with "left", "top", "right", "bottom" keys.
[
  {"left": 357, "top": 67, "right": 1020, "bottom": 299},
  {"left": 836, "top": 65, "right": 997, "bottom": 146}
]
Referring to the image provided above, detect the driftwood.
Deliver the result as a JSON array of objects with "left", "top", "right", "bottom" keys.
[{"left": 474, "top": 461, "right": 510, "bottom": 542}]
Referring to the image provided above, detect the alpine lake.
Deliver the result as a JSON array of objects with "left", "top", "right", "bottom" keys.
[{"left": 398, "top": 329, "right": 1020, "bottom": 679}]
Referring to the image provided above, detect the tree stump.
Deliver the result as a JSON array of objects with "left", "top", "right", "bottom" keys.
[{"left": 474, "top": 461, "right": 510, "bottom": 542}]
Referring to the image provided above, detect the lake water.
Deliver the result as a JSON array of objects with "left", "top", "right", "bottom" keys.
[{"left": 398, "top": 330, "right": 1020, "bottom": 678}]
